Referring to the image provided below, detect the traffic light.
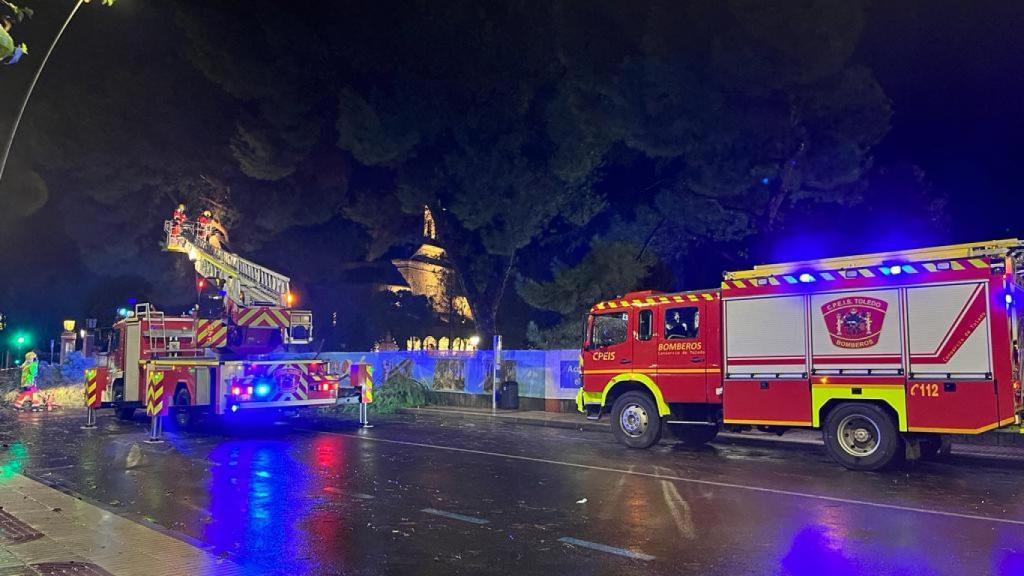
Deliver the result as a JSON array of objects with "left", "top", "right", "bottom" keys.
[{"left": 9, "top": 332, "right": 31, "bottom": 349}]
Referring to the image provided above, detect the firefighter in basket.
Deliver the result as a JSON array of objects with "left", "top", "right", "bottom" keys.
[
  {"left": 170, "top": 203, "right": 187, "bottom": 236},
  {"left": 13, "top": 351, "right": 40, "bottom": 411},
  {"left": 207, "top": 213, "right": 229, "bottom": 250}
]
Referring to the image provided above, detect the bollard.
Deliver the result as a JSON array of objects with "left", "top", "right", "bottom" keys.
[
  {"left": 145, "top": 415, "right": 164, "bottom": 443},
  {"left": 81, "top": 407, "right": 97, "bottom": 430}
]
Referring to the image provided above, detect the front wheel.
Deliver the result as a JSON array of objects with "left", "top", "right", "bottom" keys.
[
  {"left": 610, "top": 391, "right": 663, "bottom": 449},
  {"left": 823, "top": 403, "right": 902, "bottom": 471}
]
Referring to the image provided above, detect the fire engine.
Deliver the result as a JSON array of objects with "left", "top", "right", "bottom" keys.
[
  {"left": 578, "top": 239, "right": 1024, "bottom": 470},
  {"left": 86, "top": 220, "right": 356, "bottom": 429}
]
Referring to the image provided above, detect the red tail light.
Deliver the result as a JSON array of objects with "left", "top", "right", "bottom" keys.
[{"left": 231, "top": 386, "right": 241, "bottom": 396}]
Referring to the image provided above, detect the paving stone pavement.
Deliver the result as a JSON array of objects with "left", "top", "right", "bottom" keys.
[{"left": 0, "top": 474, "right": 243, "bottom": 576}]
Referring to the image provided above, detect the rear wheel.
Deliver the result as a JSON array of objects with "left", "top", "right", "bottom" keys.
[
  {"left": 173, "top": 389, "right": 193, "bottom": 429},
  {"left": 823, "top": 403, "right": 902, "bottom": 471},
  {"left": 610, "top": 391, "right": 663, "bottom": 449},
  {"left": 667, "top": 424, "right": 719, "bottom": 446}
]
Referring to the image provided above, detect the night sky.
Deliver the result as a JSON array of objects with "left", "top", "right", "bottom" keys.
[{"left": 1, "top": 0, "right": 1022, "bottom": 348}]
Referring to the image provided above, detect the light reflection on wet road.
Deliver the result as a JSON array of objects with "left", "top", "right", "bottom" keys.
[{"left": 0, "top": 409, "right": 1022, "bottom": 575}]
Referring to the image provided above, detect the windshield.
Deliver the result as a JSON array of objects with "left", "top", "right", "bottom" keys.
[{"left": 587, "top": 312, "right": 629, "bottom": 349}]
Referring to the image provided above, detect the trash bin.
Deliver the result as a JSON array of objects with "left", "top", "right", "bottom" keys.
[{"left": 498, "top": 380, "right": 519, "bottom": 410}]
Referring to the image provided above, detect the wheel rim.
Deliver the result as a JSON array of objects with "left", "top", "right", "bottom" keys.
[
  {"left": 836, "top": 414, "right": 881, "bottom": 457},
  {"left": 619, "top": 403, "right": 649, "bottom": 438}
]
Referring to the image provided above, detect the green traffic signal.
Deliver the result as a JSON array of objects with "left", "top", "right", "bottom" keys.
[{"left": 9, "top": 332, "right": 31, "bottom": 348}]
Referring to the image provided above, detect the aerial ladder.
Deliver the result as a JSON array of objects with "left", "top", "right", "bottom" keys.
[{"left": 163, "top": 220, "right": 313, "bottom": 352}]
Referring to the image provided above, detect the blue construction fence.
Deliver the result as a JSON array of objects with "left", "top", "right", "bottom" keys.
[{"left": 314, "top": 350, "right": 581, "bottom": 401}]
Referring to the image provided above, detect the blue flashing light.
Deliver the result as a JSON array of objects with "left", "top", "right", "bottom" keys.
[
  {"left": 1006, "top": 293, "right": 1013, "bottom": 306},
  {"left": 761, "top": 177, "right": 770, "bottom": 185},
  {"left": 117, "top": 307, "right": 131, "bottom": 318},
  {"left": 255, "top": 383, "right": 272, "bottom": 397},
  {"left": 127, "top": 297, "right": 138, "bottom": 305},
  {"left": 888, "top": 265, "right": 902, "bottom": 275},
  {"left": 230, "top": 404, "right": 239, "bottom": 413},
  {"left": 798, "top": 273, "right": 815, "bottom": 283}
]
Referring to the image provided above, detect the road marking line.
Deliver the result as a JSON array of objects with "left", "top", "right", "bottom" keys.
[
  {"left": 559, "top": 537, "right": 655, "bottom": 561},
  {"left": 421, "top": 508, "right": 490, "bottom": 525},
  {"left": 312, "top": 430, "right": 1024, "bottom": 527}
]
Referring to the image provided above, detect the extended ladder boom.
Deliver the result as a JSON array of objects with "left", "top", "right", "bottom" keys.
[{"left": 164, "top": 221, "right": 290, "bottom": 307}]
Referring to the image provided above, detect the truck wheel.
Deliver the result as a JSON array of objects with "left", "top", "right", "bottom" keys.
[
  {"left": 823, "top": 403, "right": 902, "bottom": 471},
  {"left": 611, "top": 391, "right": 663, "bottom": 449},
  {"left": 116, "top": 406, "right": 136, "bottom": 421},
  {"left": 667, "top": 424, "right": 719, "bottom": 446},
  {"left": 173, "top": 389, "right": 193, "bottom": 429}
]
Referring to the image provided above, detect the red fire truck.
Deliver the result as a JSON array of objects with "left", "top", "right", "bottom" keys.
[
  {"left": 578, "top": 239, "right": 1024, "bottom": 470},
  {"left": 86, "top": 220, "right": 357, "bottom": 428},
  {"left": 88, "top": 304, "right": 346, "bottom": 428}
]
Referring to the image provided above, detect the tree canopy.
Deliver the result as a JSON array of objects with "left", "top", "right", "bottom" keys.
[{"left": 0, "top": 0, "right": 911, "bottom": 349}]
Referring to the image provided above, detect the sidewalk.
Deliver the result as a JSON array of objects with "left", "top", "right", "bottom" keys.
[
  {"left": 0, "top": 473, "right": 242, "bottom": 576},
  {"left": 399, "top": 405, "right": 1024, "bottom": 462}
]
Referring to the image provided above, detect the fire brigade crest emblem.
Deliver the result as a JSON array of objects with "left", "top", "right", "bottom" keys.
[{"left": 821, "top": 296, "right": 888, "bottom": 349}]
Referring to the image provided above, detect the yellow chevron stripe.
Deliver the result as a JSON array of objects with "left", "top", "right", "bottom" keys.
[
  {"left": 86, "top": 394, "right": 97, "bottom": 406},
  {"left": 733, "top": 280, "right": 747, "bottom": 288},
  {"left": 236, "top": 308, "right": 260, "bottom": 324},
  {"left": 968, "top": 258, "right": 988, "bottom": 268},
  {"left": 271, "top": 308, "right": 289, "bottom": 325},
  {"left": 687, "top": 294, "right": 698, "bottom": 301},
  {"left": 951, "top": 260, "right": 965, "bottom": 271}
]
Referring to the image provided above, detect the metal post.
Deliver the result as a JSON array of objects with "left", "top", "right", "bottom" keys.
[
  {"left": 81, "top": 407, "right": 97, "bottom": 429},
  {"left": 359, "top": 402, "right": 373, "bottom": 428},
  {"left": 146, "top": 416, "right": 163, "bottom": 443},
  {"left": 492, "top": 335, "right": 502, "bottom": 414}
]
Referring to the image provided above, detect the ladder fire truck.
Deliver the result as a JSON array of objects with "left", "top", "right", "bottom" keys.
[
  {"left": 85, "top": 220, "right": 357, "bottom": 430},
  {"left": 578, "top": 239, "right": 1024, "bottom": 470}
]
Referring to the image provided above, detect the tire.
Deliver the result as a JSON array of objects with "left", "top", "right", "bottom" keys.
[
  {"left": 610, "top": 391, "right": 663, "bottom": 449},
  {"left": 667, "top": 424, "right": 719, "bottom": 446},
  {"left": 116, "top": 406, "right": 136, "bottom": 421},
  {"left": 173, "top": 389, "right": 193, "bottom": 429},
  {"left": 823, "top": 403, "right": 902, "bottom": 471}
]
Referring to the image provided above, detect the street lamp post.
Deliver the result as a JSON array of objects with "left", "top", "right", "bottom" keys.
[{"left": 0, "top": 0, "right": 87, "bottom": 187}]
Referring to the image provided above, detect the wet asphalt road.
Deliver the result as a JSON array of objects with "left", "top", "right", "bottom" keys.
[{"left": 0, "top": 409, "right": 1021, "bottom": 576}]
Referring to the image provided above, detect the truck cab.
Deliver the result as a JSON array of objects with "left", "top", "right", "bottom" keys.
[{"left": 579, "top": 290, "right": 723, "bottom": 448}]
